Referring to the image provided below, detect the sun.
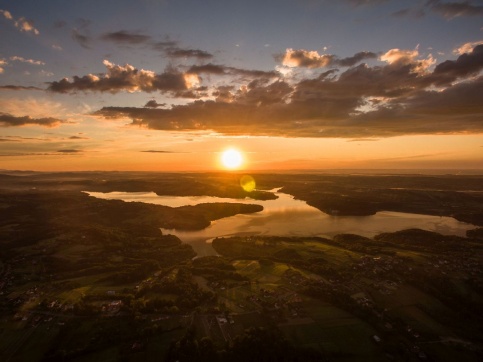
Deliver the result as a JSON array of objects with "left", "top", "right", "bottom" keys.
[{"left": 221, "top": 148, "right": 243, "bottom": 169}]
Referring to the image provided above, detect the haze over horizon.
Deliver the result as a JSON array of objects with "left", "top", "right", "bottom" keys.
[{"left": 1, "top": 0, "right": 482, "bottom": 171}]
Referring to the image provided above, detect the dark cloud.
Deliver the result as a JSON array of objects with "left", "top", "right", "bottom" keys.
[
  {"left": 336, "top": 51, "right": 379, "bottom": 67},
  {"left": 57, "top": 149, "right": 82, "bottom": 153},
  {"left": 347, "top": 76, "right": 483, "bottom": 136},
  {"left": 428, "top": 0, "right": 483, "bottom": 18},
  {"left": 0, "top": 85, "right": 43, "bottom": 91},
  {"left": 149, "top": 37, "right": 213, "bottom": 59},
  {"left": 395, "top": 1, "right": 483, "bottom": 19},
  {"left": 166, "top": 48, "right": 213, "bottom": 59},
  {"left": 144, "top": 100, "right": 166, "bottom": 108},
  {"left": 93, "top": 44, "right": 483, "bottom": 138},
  {"left": 101, "top": 30, "right": 151, "bottom": 44},
  {"left": 68, "top": 135, "right": 89, "bottom": 140},
  {"left": 0, "top": 113, "right": 64, "bottom": 127},
  {"left": 93, "top": 99, "right": 354, "bottom": 137},
  {"left": 72, "top": 29, "right": 92, "bottom": 49},
  {"left": 48, "top": 60, "right": 195, "bottom": 94},
  {"left": 212, "top": 85, "right": 235, "bottom": 102},
  {"left": 187, "top": 64, "right": 227, "bottom": 75},
  {"left": 430, "top": 44, "right": 483, "bottom": 84},
  {"left": 237, "top": 80, "right": 293, "bottom": 106}
]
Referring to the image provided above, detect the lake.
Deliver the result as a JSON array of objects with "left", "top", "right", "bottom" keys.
[{"left": 86, "top": 189, "right": 476, "bottom": 256}]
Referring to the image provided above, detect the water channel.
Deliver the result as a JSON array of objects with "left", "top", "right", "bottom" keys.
[{"left": 86, "top": 189, "right": 476, "bottom": 256}]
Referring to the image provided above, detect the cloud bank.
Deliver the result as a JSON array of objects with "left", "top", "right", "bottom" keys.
[{"left": 91, "top": 44, "right": 483, "bottom": 138}]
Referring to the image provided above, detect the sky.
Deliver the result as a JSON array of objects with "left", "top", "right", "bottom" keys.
[{"left": 0, "top": 0, "right": 482, "bottom": 172}]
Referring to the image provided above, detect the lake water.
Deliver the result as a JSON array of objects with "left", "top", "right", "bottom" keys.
[{"left": 86, "top": 189, "right": 476, "bottom": 256}]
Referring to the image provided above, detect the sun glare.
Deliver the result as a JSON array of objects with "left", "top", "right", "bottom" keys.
[{"left": 221, "top": 148, "right": 243, "bottom": 169}]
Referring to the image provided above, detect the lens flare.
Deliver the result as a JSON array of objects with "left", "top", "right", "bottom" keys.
[{"left": 240, "top": 175, "right": 256, "bottom": 192}]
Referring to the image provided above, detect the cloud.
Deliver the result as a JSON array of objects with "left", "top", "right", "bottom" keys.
[
  {"left": 212, "top": 86, "right": 235, "bottom": 103},
  {"left": 57, "top": 149, "right": 82, "bottom": 153},
  {"left": 82, "top": 28, "right": 216, "bottom": 66},
  {"left": 144, "top": 100, "right": 166, "bottom": 108},
  {"left": 0, "top": 98, "right": 70, "bottom": 121},
  {"left": 428, "top": 0, "right": 483, "bottom": 19},
  {"left": 15, "top": 17, "right": 39, "bottom": 35},
  {"left": 430, "top": 44, "right": 483, "bottom": 84},
  {"left": 0, "top": 151, "right": 82, "bottom": 157},
  {"left": 0, "top": 85, "right": 43, "bottom": 91},
  {"left": 187, "top": 64, "right": 227, "bottom": 75},
  {"left": 0, "top": 9, "right": 13, "bottom": 20},
  {"left": 166, "top": 48, "right": 213, "bottom": 59},
  {"left": 9, "top": 135, "right": 51, "bottom": 141},
  {"left": 337, "top": 51, "right": 379, "bottom": 67},
  {"left": 1, "top": 9, "right": 39, "bottom": 35},
  {"left": 454, "top": 40, "right": 483, "bottom": 55},
  {"left": 187, "top": 63, "right": 280, "bottom": 81},
  {"left": 380, "top": 48, "right": 435, "bottom": 74},
  {"left": 48, "top": 60, "right": 198, "bottom": 94},
  {"left": 0, "top": 59, "right": 6, "bottom": 73},
  {"left": 282, "top": 49, "right": 334, "bottom": 68},
  {"left": 149, "top": 38, "right": 213, "bottom": 59},
  {"left": 100, "top": 32, "right": 212, "bottom": 62},
  {"left": 101, "top": 30, "right": 151, "bottom": 44},
  {"left": 99, "top": 32, "right": 178, "bottom": 50},
  {"left": 93, "top": 44, "right": 483, "bottom": 138},
  {"left": 281, "top": 49, "right": 377, "bottom": 68},
  {"left": 68, "top": 135, "right": 89, "bottom": 140},
  {"left": 9, "top": 56, "right": 45, "bottom": 65},
  {"left": 72, "top": 29, "right": 92, "bottom": 49},
  {"left": 0, "top": 113, "right": 65, "bottom": 127},
  {"left": 396, "top": 1, "right": 483, "bottom": 19}
]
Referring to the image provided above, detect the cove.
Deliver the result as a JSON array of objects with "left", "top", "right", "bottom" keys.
[{"left": 85, "top": 189, "right": 476, "bottom": 257}]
